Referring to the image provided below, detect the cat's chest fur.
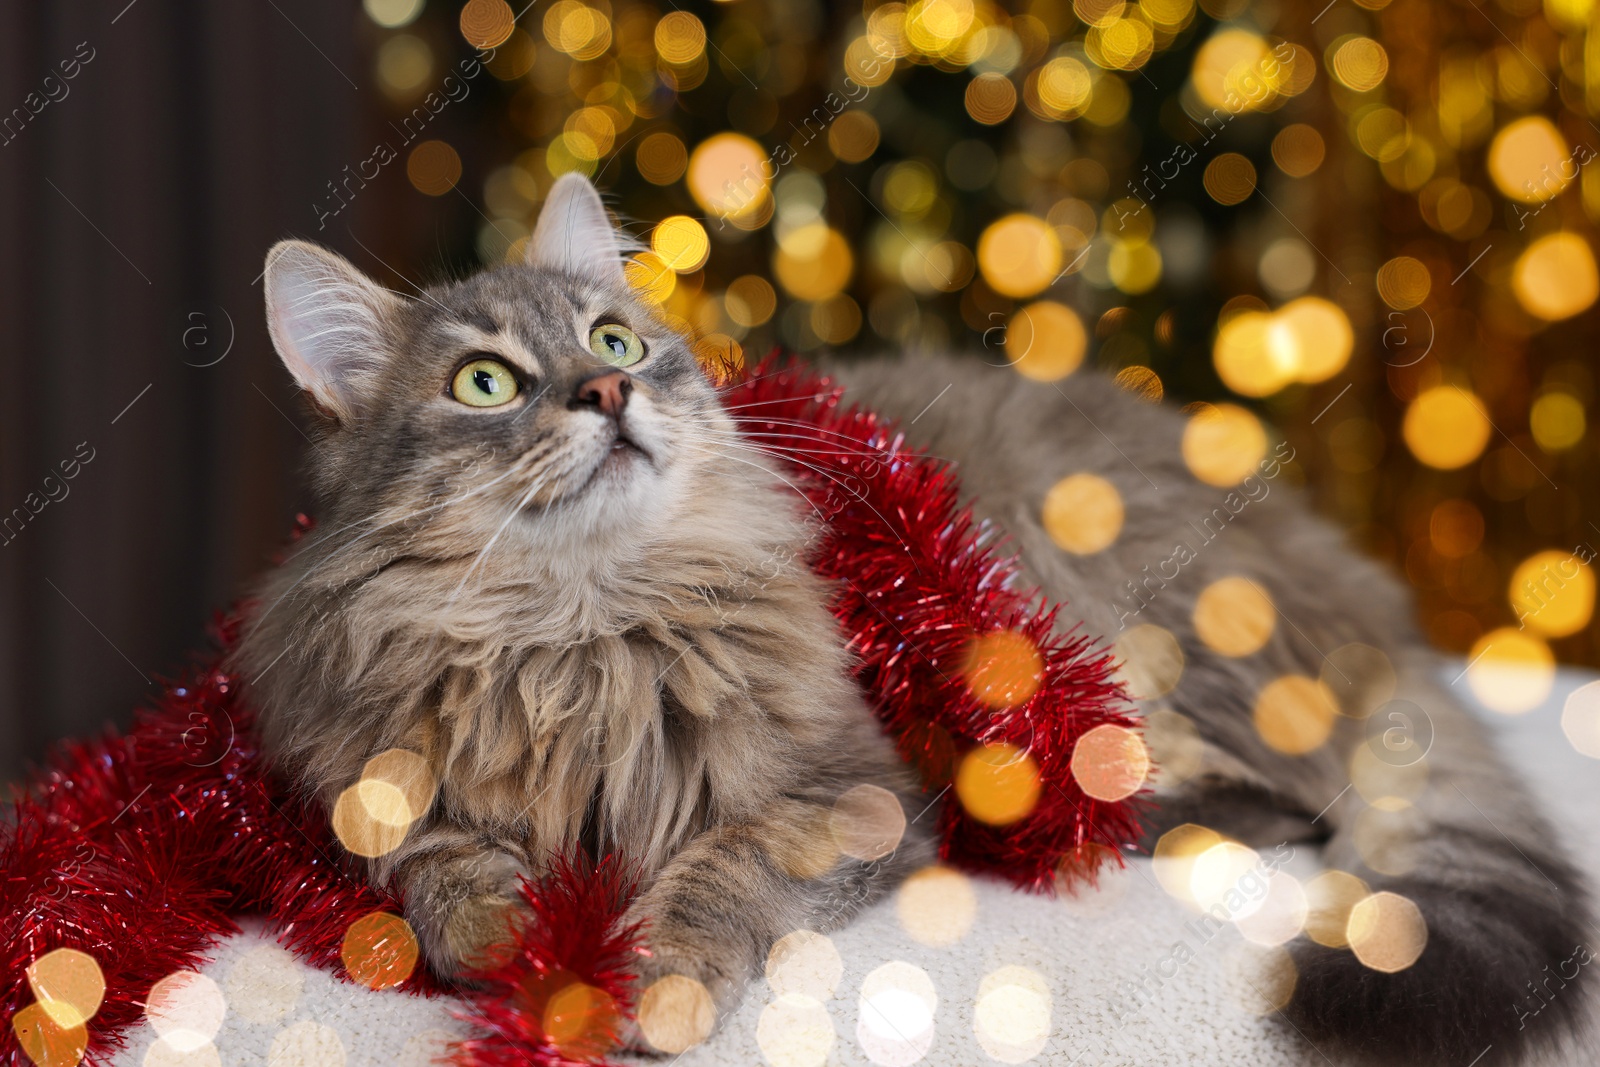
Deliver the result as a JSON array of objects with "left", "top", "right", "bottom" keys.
[{"left": 249, "top": 546, "right": 856, "bottom": 876}]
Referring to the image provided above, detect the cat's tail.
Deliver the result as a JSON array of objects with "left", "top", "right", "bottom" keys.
[{"left": 1284, "top": 674, "right": 1596, "bottom": 1067}]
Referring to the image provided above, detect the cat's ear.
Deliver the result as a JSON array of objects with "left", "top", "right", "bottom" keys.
[
  {"left": 263, "top": 240, "right": 400, "bottom": 424},
  {"left": 526, "top": 173, "right": 627, "bottom": 287}
]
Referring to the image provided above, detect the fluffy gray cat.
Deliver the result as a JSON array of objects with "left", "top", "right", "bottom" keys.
[{"left": 236, "top": 174, "right": 1590, "bottom": 1065}]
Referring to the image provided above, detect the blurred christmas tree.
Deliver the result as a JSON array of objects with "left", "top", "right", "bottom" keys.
[{"left": 358, "top": 0, "right": 1598, "bottom": 688}]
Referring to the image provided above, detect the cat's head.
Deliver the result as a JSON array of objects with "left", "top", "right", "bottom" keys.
[{"left": 262, "top": 175, "right": 738, "bottom": 568}]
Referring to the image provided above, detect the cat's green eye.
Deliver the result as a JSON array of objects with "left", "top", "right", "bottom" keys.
[
  {"left": 451, "top": 359, "right": 519, "bottom": 408},
  {"left": 588, "top": 324, "right": 644, "bottom": 368}
]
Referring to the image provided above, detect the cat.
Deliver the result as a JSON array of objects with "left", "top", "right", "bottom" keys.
[
  {"left": 235, "top": 173, "right": 935, "bottom": 1053},
  {"left": 237, "top": 173, "right": 1592, "bottom": 1066}
]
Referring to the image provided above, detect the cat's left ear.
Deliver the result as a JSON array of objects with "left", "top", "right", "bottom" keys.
[
  {"left": 263, "top": 240, "right": 401, "bottom": 425},
  {"left": 526, "top": 173, "right": 627, "bottom": 287}
]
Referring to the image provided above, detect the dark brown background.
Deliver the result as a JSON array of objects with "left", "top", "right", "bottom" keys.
[{"left": 0, "top": 2, "right": 488, "bottom": 785}]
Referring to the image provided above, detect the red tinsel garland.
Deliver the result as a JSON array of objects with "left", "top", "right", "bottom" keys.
[{"left": 1, "top": 358, "right": 1142, "bottom": 1067}]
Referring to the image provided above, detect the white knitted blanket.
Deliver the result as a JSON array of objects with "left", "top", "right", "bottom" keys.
[{"left": 110, "top": 667, "right": 1600, "bottom": 1067}]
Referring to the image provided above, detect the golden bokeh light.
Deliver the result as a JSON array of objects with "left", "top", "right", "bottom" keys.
[
  {"left": 1466, "top": 627, "right": 1555, "bottom": 715},
  {"left": 10, "top": 1002, "right": 88, "bottom": 1067},
  {"left": 1402, "top": 387, "right": 1491, "bottom": 470},
  {"left": 1213, "top": 310, "right": 1293, "bottom": 397},
  {"left": 977, "top": 214, "right": 1063, "bottom": 298},
  {"left": 687, "top": 132, "right": 769, "bottom": 222},
  {"left": 1203, "top": 152, "right": 1256, "bottom": 206},
  {"left": 725, "top": 275, "right": 777, "bottom": 327},
  {"left": 1152, "top": 823, "right": 1223, "bottom": 902},
  {"left": 829, "top": 783, "right": 907, "bottom": 862},
  {"left": 1112, "top": 623, "right": 1185, "bottom": 700},
  {"left": 774, "top": 225, "right": 853, "bottom": 301},
  {"left": 1512, "top": 233, "right": 1599, "bottom": 321},
  {"left": 962, "top": 629, "right": 1044, "bottom": 709},
  {"left": 974, "top": 966, "right": 1052, "bottom": 1063},
  {"left": 341, "top": 911, "right": 421, "bottom": 991},
  {"left": 1070, "top": 723, "right": 1150, "bottom": 801},
  {"left": 1041, "top": 472, "right": 1123, "bottom": 554},
  {"left": 145, "top": 971, "right": 227, "bottom": 1053},
  {"left": 636, "top": 132, "right": 688, "bottom": 186},
  {"left": 1272, "top": 123, "right": 1325, "bottom": 177},
  {"left": 1193, "top": 576, "right": 1276, "bottom": 657},
  {"left": 1276, "top": 297, "right": 1354, "bottom": 384},
  {"left": 896, "top": 865, "right": 977, "bottom": 946},
  {"left": 766, "top": 930, "right": 843, "bottom": 1001},
  {"left": 638, "top": 975, "right": 716, "bottom": 1054},
  {"left": 1331, "top": 36, "right": 1389, "bottom": 92},
  {"left": 407, "top": 140, "right": 462, "bottom": 196},
  {"left": 1114, "top": 364, "right": 1163, "bottom": 402},
  {"left": 1375, "top": 256, "right": 1431, "bottom": 310},
  {"left": 459, "top": 0, "right": 516, "bottom": 50},
  {"left": 1304, "top": 870, "right": 1370, "bottom": 947},
  {"left": 543, "top": 0, "right": 610, "bottom": 59},
  {"left": 1253, "top": 675, "right": 1338, "bottom": 754},
  {"left": 1561, "top": 681, "right": 1600, "bottom": 759},
  {"left": 828, "top": 110, "right": 880, "bottom": 163},
  {"left": 27, "top": 949, "right": 105, "bottom": 1031},
  {"left": 1192, "top": 29, "right": 1273, "bottom": 111},
  {"left": 654, "top": 11, "right": 706, "bottom": 65},
  {"left": 1488, "top": 117, "right": 1571, "bottom": 204},
  {"left": 652, "top": 215, "right": 710, "bottom": 273},
  {"left": 1509, "top": 550, "right": 1595, "bottom": 638},
  {"left": 625, "top": 252, "right": 677, "bottom": 305},
  {"left": 1347, "top": 891, "right": 1428, "bottom": 973},
  {"left": 955, "top": 743, "right": 1042, "bottom": 825},
  {"left": 1004, "top": 300, "right": 1087, "bottom": 381},
  {"left": 966, "top": 72, "right": 1018, "bottom": 125},
  {"left": 365, "top": 0, "right": 424, "bottom": 30},
  {"left": 1530, "top": 392, "right": 1586, "bottom": 452},
  {"left": 1182, "top": 403, "right": 1268, "bottom": 487},
  {"left": 533, "top": 982, "right": 616, "bottom": 1062}
]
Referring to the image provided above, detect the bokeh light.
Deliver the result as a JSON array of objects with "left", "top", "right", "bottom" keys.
[
  {"left": 954, "top": 743, "right": 1041, "bottom": 825},
  {"left": 1513, "top": 233, "right": 1599, "bottom": 321},
  {"left": 857, "top": 961, "right": 937, "bottom": 1066},
  {"left": 1253, "top": 675, "right": 1338, "bottom": 754},
  {"left": 829, "top": 783, "right": 907, "bottom": 862},
  {"left": 340, "top": 911, "right": 420, "bottom": 991},
  {"left": 1561, "top": 681, "right": 1600, "bottom": 759},
  {"left": 973, "top": 966, "right": 1051, "bottom": 1063},
  {"left": 1347, "top": 892, "right": 1428, "bottom": 973},
  {"left": 1182, "top": 403, "right": 1268, "bottom": 487},
  {"left": 962, "top": 630, "right": 1044, "bottom": 710},
  {"left": 1466, "top": 627, "right": 1556, "bottom": 714},
  {"left": 27, "top": 949, "right": 105, "bottom": 1030},
  {"left": 145, "top": 971, "right": 227, "bottom": 1053},
  {"left": 1069, "top": 723, "right": 1150, "bottom": 801},
  {"left": 1193, "top": 576, "right": 1275, "bottom": 657},
  {"left": 1005, "top": 301, "right": 1087, "bottom": 381},
  {"left": 638, "top": 975, "right": 716, "bottom": 1054},
  {"left": 977, "top": 214, "right": 1062, "bottom": 298},
  {"left": 1112, "top": 623, "right": 1185, "bottom": 699},
  {"left": 1402, "top": 387, "right": 1491, "bottom": 470},
  {"left": 896, "top": 866, "right": 977, "bottom": 946},
  {"left": 1041, "top": 472, "right": 1123, "bottom": 554}
]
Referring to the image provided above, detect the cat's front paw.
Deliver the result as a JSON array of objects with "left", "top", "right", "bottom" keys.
[{"left": 399, "top": 849, "right": 533, "bottom": 982}]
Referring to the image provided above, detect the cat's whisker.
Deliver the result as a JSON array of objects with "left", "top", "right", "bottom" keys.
[
  {"left": 251, "top": 459, "right": 537, "bottom": 628},
  {"left": 685, "top": 434, "right": 922, "bottom": 565}
]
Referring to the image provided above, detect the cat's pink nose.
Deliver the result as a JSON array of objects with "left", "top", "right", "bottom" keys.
[{"left": 573, "top": 370, "right": 632, "bottom": 418}]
